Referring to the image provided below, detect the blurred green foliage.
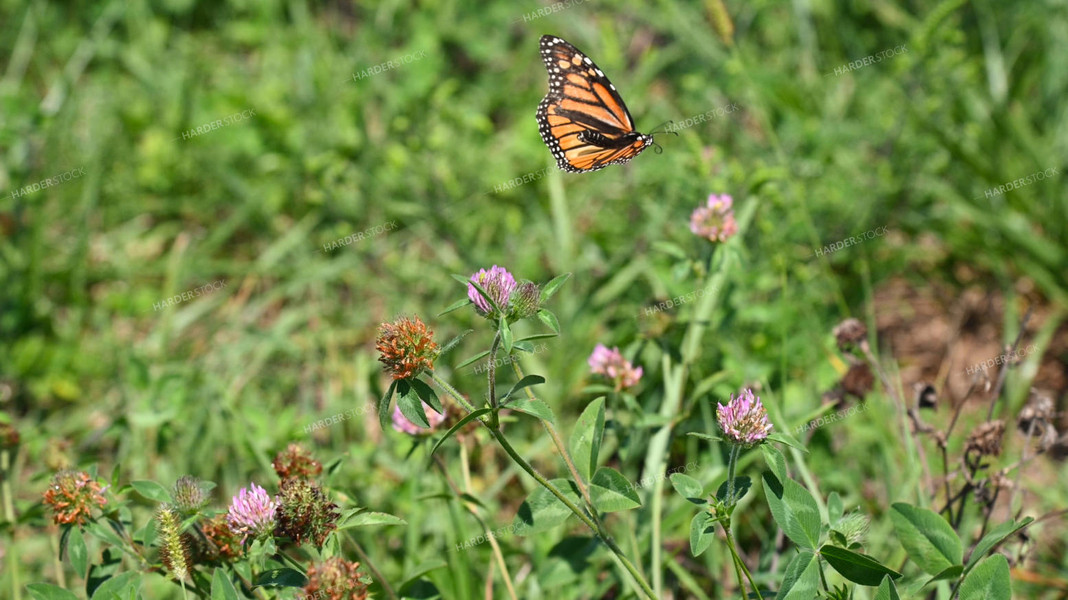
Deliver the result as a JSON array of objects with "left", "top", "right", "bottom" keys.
[{"left": 1, "top": 0, "right": 1065, "bottom": 597}]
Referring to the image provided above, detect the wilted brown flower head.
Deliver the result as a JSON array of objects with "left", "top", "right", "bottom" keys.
[
  {"left": 1018, "top": 391, "right": 1054, "bottom": 434},
  {"left": 273, "top": 443, "right": 323, "bottom": 481},
  {"left": 202, "top": 514, "right": 244, "bottom": 562},
  {"left": 303, "top": 557, "right": 370, "bottom": 600},
  {"left": 833, "top": 318, "right": 868, "bottom": 351},
  {"left": 274, "top": 479, "right": 340, "bottom": 548},
  {"left": 42, "top": 470, "right": 107, "bottom": 526},
  {"left": 375, "top": 316, "right": 438, "bottom": 380},
  {"left": 965, "top": 420, "right": 1006, "bottom": 460}
]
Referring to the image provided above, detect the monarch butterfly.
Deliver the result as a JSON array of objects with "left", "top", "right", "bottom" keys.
[{"left": 536, "top": 35, "right": 658, "bottom": 173}]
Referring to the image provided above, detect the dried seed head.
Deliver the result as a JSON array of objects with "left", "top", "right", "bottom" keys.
[
  {"left": 303, "top": 557, "right": 370, "bottom": 600},
  {"left": 965, "top": 420, "right": 1006, "bottom": 459},
  {"left": 272, "top": 443, "right": 323, "bottom": 481},
  {"left": 833, "top": 318, "right": 867, "bottom": 351},
  {"left": 1017, "top": 390, "right": 1054, "bottom": 433}
]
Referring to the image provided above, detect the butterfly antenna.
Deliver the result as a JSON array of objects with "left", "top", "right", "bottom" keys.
[{"left": 649, "top": 121, "right": 679, "bottom": 137}]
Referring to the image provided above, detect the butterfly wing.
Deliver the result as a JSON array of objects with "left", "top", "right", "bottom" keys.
[{"left": 536, "top": 35, "right": 652, "bottom": 173}]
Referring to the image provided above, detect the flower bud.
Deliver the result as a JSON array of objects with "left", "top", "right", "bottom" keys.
[
  {"left": 172, "top": 475, "right": 209, "bottom": 515},
  {"left": 508, "top": 281, "right": 542, "bottom": 319}
]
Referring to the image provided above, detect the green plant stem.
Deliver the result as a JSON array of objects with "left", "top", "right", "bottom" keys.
[
  {"left": 429, "top": 371, "right": 479, "bottom": 414},
  {"left": 1, "top": 449, "right": 20, "bottom": 600},
  {"left": 726, "top": 444, "right": 740, "bottom": 505},
  {"left": 722, "top": 523, "right": 748, "bottom": 598},
  {"left": 508, "top": 362, "right": 594, "bottom": 512},
  {"left": 346, "top": 535, "right": 397, "bottom": 600},
  {"left": 723, "top": 522, "right": 764, "bottom": 600},
  {"left": 487, "top": 332, "right": 501, "bottom": 407},
  {"left": 487, "top": 427, "right": 655, "bottom": 600}
]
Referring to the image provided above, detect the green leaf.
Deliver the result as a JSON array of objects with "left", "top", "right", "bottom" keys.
[
  {"left": 570, "top": 397, "right": 606, "bottom": 481},
  {"left": 890, "top": 502, "right": 963, "bottom": 575},
  {"left": 337, "top": 510, "right": 407, "bottom": 529},
  {"left": 84, "top": 520, "right": 127, "bottom": 550},
  {"left": 396, "top": 382, "right": 430, "bottom": 428},
  {"left": 686, "top": 432, "right": 722, "bottom": 442},
  {"left": 767, "top": 431, "right": 808, "bottom": 453},
  {"left": 778, "top": 550, "right": 821, "bottom": 599},
  {"left": 500, "top": 375, "right": 546, "bottom": 404},
  {"left": 515, "top": 333, "right": 559, "bottom": 343},
  {"left": 924, "top": 564, "right": 963, "bottom": 586},
  {"left": 873, "top": 575, "right": 902, "bottom": 600},
  {"left": 540, "top": 272, "right": 571, "bottom": 301},
  {"left": 669, "top": 473, "right": 705, "bottom": 504},
  {"left": 828, "top": 492, "right": 844, "bottom": 525},
  {"left": 762, "top": 472, "right": 821, "bottom": 550},
  {"left": 67, "top": 526, "right": 88, "bottom": 578},
  {"left": 537, "top": 309, "right": 560, "bottom": 334},
  {"left": 959, "top": 554, "right": 1011, "bottom": 599},
  {"left": 589, "top": 467, "right": 641, "bottom": 512},
  {"left": 377, "top": 379, "right": 399, "bottom": 432},
  {"left": 507, "top": 397, "right": 555, "bottom": 423},
  {"left": 26, "top": 584, "right": 80, "bottom": 600},
  {"left": 511, "top": 478, "right": 582, "bottom": 536},
  {"left": 455, "top": 349, "right": 491, "bottom": 371},
  {"left": 438, "top": 298, "right": 472, "bottom": 317},
  {"left": 409, "top": 378, "right": 443, "bottom": 415},
  {"left": 715, "top": 475, "right": 752, "bottom": 504},
  {"left": 430, "top": 408, "right": 492, "bottom": 457},
  {"left": 761, "top": 443, "right": 788, "bottom": 482},
  {"left": 966, "top": 517, "right": 1032, "bottom": 571},
  {"left": 689, "top": 512, "right": 715, "bottom": 557},
  {"left": 89, "top": 572, "right": 139, "bottom": 600},
  {"left": 211, "top": 567, "right": 241, "bottom": 600},
  {"left": 130, "top": 480, "right": 171, "bottom": 503},
  {"left": 254, "top": 567, "right": 308, "bottom": 588},
  {"left": 820, "top": 544, "right": 902, "bottom": 586}
]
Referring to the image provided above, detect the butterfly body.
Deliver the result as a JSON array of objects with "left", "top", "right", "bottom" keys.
[{"left": 536, "top": 35, "right": 652, "bottom": 173}]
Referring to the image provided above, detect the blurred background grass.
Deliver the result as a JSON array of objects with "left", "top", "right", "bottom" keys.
[{"left": 1, "top": 0, "right": 1066, "bottom": 598}]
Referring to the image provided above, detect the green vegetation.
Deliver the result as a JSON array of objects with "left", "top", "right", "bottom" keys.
[{"left": 1, "top": 0, "right": 1065, "bottom": 598}]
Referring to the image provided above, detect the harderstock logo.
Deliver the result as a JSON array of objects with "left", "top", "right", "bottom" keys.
[
  {"left": 175, "top": 109, "right": 256, "bottom": 141},
  {"left": 6, "top": 167, "right": 86, "bottom": 199},
  {"left": 351, "top": 50, "right": 427, "bottom": 82},
  {"left": 826, "top": 45, "right": 907, "bottom": 76}
]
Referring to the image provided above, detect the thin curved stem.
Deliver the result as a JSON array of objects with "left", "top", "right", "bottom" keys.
[
  {"left": 489, "top": 427, "right": 655, "bottom": 599},
  {"left": 428, "top": 371, "right": 479, "bottom": 414}
]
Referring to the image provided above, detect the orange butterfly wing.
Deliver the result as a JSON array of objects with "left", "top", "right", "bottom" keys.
[{"left": 536, "top": 36, "right": 652, "bottom": 173}]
